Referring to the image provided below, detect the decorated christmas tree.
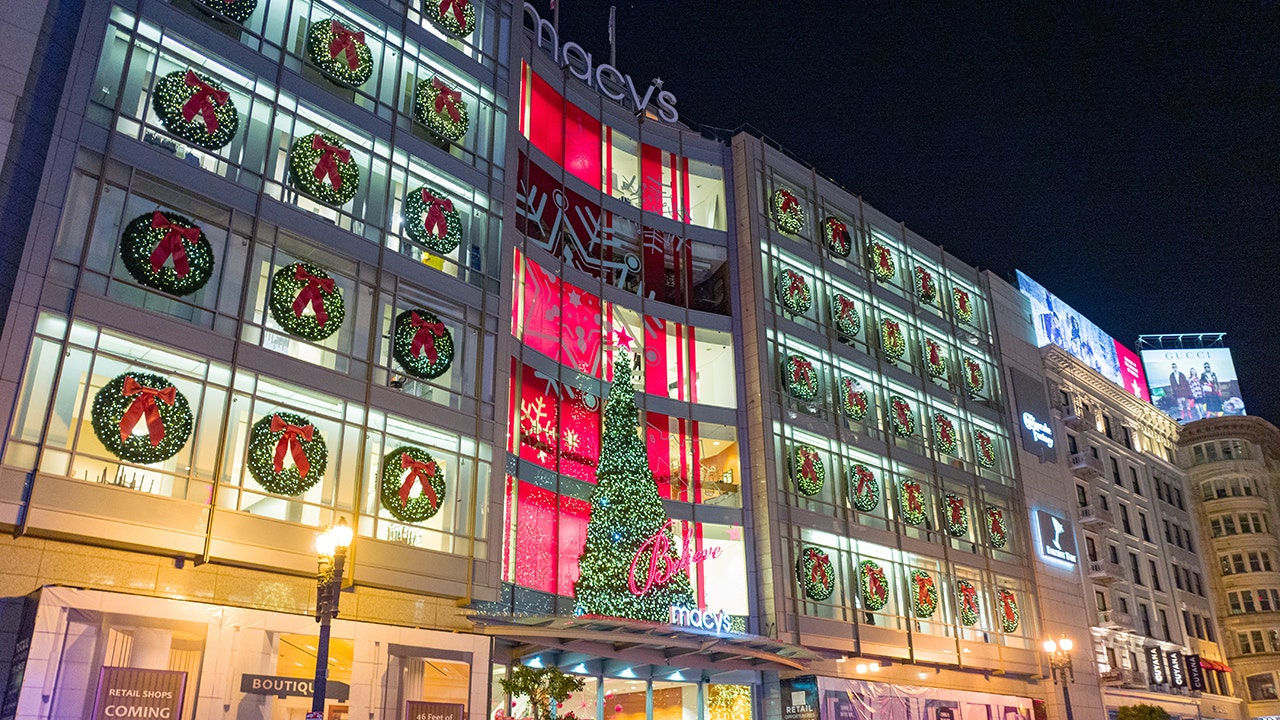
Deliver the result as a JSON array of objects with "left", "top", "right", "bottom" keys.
[{"left": 574, "top": 352, "right": 695, "bottom": 621}]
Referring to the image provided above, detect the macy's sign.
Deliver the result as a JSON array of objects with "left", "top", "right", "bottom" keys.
[
  {"left": 628, "top": 519, "right": 721, "bottom": 595},
  {"left": 522, "top": 3, "right": 679, "bottom": 123}
]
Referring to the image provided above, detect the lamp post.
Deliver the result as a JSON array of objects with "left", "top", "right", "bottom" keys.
[
  {"left": 1043, "top": 636, "right": 1075, "bottom": 720},
  {"left": 312, "top": 517, "right": 353, "bottom": 717}
]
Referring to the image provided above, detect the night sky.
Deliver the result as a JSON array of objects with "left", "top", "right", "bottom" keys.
[{"left": 552, "top": 3, "right": 1280, "bottom": 424}]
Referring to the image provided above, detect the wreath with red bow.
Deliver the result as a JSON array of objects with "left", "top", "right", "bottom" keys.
[
  {"left": 868, "top": 241, "right": 895, "bottom": 283},
  {"left": 380, "top": 445, "right": 447, "bottom": 522},
  {"left": 923, "top": 337, "right": 947, "bottom": 378},
  {"left": 307, "top": 18, "right": 374, "bottom": 87},
  {"left": 944, "top": 493, "right": 969, "bottom": 536},
  {"left": 288, "top": 132, "right": 360, "bottom": 205},
  {"left": 911, "top": 569, "right": 938, "bottom": 618},
  {"left": 823, "top": 216, "right": 852, "bottom": 257},
  {"left": 932, "top": 412, "right": 957, "bottom": 455},
  {"left": 392, "top": 309, "right": 454, "bottom": 379},
  {"left": 772, "top": 188, "right": 805, "bottom": 234},
  {"left": 247, "top": 411, "right": 328, "bottom": 495},
  {"left": 839, "top": 376, "right": 868, "bottom": 421},
  {"left": 899, "top": 479, "right": 927, "bottom": 526},
  {"left": 880, "top": 318, "right": 905, "bottom": 362},
  {"left": 915, "top": 266, "right": 937, "bottom": 304},
  {"left": 153, "top": 69, "right": 239, "bottom": 151},
  {"left": 975, "top": 429, "right": 997, "bottom": 469},
  {"left": 269, "top": 263, "right": 346, "bottom": 341},
  {"left": 415, "top": 76, "right": 470, "bottom": 143},
  {"left": 796, "top": 546, "right": 835, "bottom": 600},
  {"left": 831, "top": 293, "right": 860, "bottom": 339},
  {"left": 404, "top": 185, "right": 464, "bottom": 254},
  {"left": 791, "top": 444, "right": 825, "bottom": 496},
  {"left": 775, "top": 268, "right": 812, "bottom": 315},
  {"left": 784, "top": 354, "right": 819, "bottom": 401},
  {"left": 986, "top": 506, "right": 1008, "bottom": 548},
  {"left": 997, "top": 589, "right": 1020, "bottom": 632},
  {"left": 889, "top": 395, "right": 915, "bottom": 437},
  {"left": 963, "top": 357, "right": 985, "bottom": 396},
  {"left": 91, "top": 372, "right": 193, "bottom": 464},
  {"left": 953, "top": 288, "right": 974, "bottom": 324},
  {"left": 850, "top": 464, "right": 879, "bottom": 512},
  {"left": 956, "top": 579, "right": 980, "bottom": 626},
  {"left": 859, "top": 559, "right": 889, "bottom": 610},
  {"left": 427, "top": 0, "right": 476, "bottom": 38},
  {"left": 119, "top": 211, "right": 215, "bottom": 296}
]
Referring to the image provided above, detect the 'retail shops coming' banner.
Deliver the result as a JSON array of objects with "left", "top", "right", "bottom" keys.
[{"left": 813, "top": 676, "right": 1032, "bottom": 720}]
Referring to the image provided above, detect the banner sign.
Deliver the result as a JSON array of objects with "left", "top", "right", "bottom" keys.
[
  {"left": 1147, "top": 647, "right": 1166, "bottom": 685},
  {"left": 1167, "top": 651, "right": 1185, "bottom": 687},
  {"left": 91, "top": 667, "right": 186, "bottom": 720},
  {"left": 816, "top": 676, "right": 1032, "bottom": 719},
  {"left": 1185, "top": 654, "right": 1205, "bottom": 692},
  {"left": 240, "top": 674, "right": 350, "bottom": 701},
  {"left": 405, "top": 701, "right": 465, "bottom": 720}
]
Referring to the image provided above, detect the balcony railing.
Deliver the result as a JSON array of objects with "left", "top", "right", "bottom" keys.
[
  {"left": 1099, "top": 609, "right": 1135, "bottom": 630},
  {"left": 1078, "top": 505, "right": 1114, "bottom": 528},
  {"left": 1070, "top": 452, "right": 1105, "bottom": 480},
  {"left": 1088, "top": 560, "right": 1123, "bottom": 584}
]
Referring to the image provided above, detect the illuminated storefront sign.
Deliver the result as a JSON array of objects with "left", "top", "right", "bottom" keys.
[
  {"left": 629, "top": 519, "right": 722, "bottom": 595},
  {"left": 522, "top": 3, "right": 679, "bottom": 123},
  {"left": 669, "top": 605, "right": 732, "bottom": 634},
  {"left": 1010, "top": 367, "right": 1057, "bottom": 463},
  {"left": 1021, "top": 412, "right": 1054, "bottom": 448},
  {"left": 1035, "top": 510, "right": 1077, "bottom": 565}
]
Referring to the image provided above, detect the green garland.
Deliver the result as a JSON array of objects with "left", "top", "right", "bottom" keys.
[
  {"left": 953, "top": 288, "right": 974, "bottom": 324},
  {"left": 899, "top": 479, "right": 927, "bottom": 526},
  {"left": 986, "top": 506, "right": 1008, "bottom": 548},
  {"left": 414, "top": 75, "right": 470, "bottom": 143},
  {"left": 956, "top": 579, "right": 980, "bottom": 627},
  {"left": 963, "top": 357, "right": 985, "bottom": 396},
  {"left": 932, "top": 412, "right": 957, "bottom": 455},
  {"left": 915, "top": 266, "right": 937, "bottom": 304},
  {"left": 791, "top": 444, "right": 825, "bottom": 496},
  {"left": 944, "top": 493, "right": 969, "bottom": 536},
  {"left": 911, "top": 569, "right": 938, "bottom": 618},
  {"left": 839, "top": 376, "right": 868, "bottom": 421},
  {"left": 772, "top": 188, "right": 804, "bottom": 234},
  {"left": 796, "top": 546, "right": 834, "bottom": 601},
  {"left": 193, "top": 0, "right": 257, "bottom": 22},
  {"left": 859, "top": 560, "right": 889, "bottom": 610},
  {"left": 288, "top": 132, "right": 360, "bottom": 206},
  {"left": 91, "top": 372, "right": 193, "bottom": 464},
  {"left": 868, "top": 241, "right": 895, "bottom": 283},
  {"left": 889, "top": 395, "right": 915, "bottom": 437},
  {"left": 998, "top": 589, "right": 1020, "bottom": 632},
  {"left": 247, "top": 411, "right": 328, "bottom": 495},
  {"left": 119, "top": 211, "right": 215, "bottom": 296},
  {"left": 823, "top": 216, "right": 852, "bottom": 257},
  {"left": 426, "top": 0, "right": 476, "bottom": 38},
  {"left": 403, "top": 185, "right": 464, "bottom": 254},
  {"left": 975, "top": 429, "right": 997, "bottom": 468},
  {"left": 924, "top": 337, "right": 947, "bottom": 377},
  {"left": 380, "top": 445, "right": 447, "bottom": 523},
  {"left": 784, "top": 354, "right": 819, "bottom": 401},
  {"left": 880, "top": 318, "right": 905, "bottom": 362},
  {"left": 850, "top": 464, "right": 879, "bottom": 512},
  {"left": 775, "top": 268, "right": 812, "bottom": 315},
  {"left": 392, "top": 309, "right": 454, "bottom": 379},
  {"left": 831, "top": 293, "right": 860, "bottom": 338},
  {"left": 307, "top": 18, "right": 374, "bottom": 87},
  {"left": 153, "top": 69, "right": 239, "bottom": 151},
  {"left": 269, "top": 262, "right": 345, "bottom": 341}
]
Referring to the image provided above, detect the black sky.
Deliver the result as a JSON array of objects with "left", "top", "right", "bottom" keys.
[{"left": 553, "top": 2, "right": 1280, "bottom": 423}]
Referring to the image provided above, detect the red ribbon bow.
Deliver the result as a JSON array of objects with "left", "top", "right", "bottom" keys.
[
  {"left": 928, "top": 341, "right": 941, "bottom": 365},
  {"left": 779, "top": 191, "right": 799, "bottom": 215},
  {"left": 956, "top": 290, "right": 971, "bottom": 313},
  {"left": 311, "top": 135, "right": 351, "bottom": 190},
  {"left": 420, "top": 188, "right": 454, "bottom": 239},
  {"left": 408, "top": 311, "right": 447, "bottom": 363},
  {"left": 905, "top": 482, "right": 923, "bottom": 514},
  {"left": 270, "top": 414, "right": 314, "bottom": 477},
  {"left": 894, "top": 399, "right": 911, "bottom": 427},
  {"left": 836, "top": 295, "right": 857, "bottom": 320},
  {"left": 431, "top": 77, "right": 463, "bottom": 123},
  {"left": 948, "top": 496, "right": 964, "bottom": 524},
  {"left": 148, "top": 211, "right": 200, "bottom": 277},
  {"left": 854, "top": 468, "right": 874, "bottom": 497},
  {"left": 806, "top": 550, "right": 829, "bottom": 587},
  {"left": 119, "top": 377, "right": 177, "bottom": 446},
  {"left": 790, "top": 360, "right": 811, "bottom": 385},
  {"left": 799, "top": 449, "right": 817, "bottom": 479},
  {"left": 180, "top": 70, "right": 230, "bottom": 133},
  {"left": 398, "top": 452, "right": 439, "bottom": 507},
  {"left": 989, "top": 509, "right": 1004, "bottom": 536},
  {"left": 328, "top": 21, "right": 366, "bottom": 70},
  {"left": 916, "top": 575, "right": 935, "bottom": 606},
  {"left": 785, "top": 271, "right": 807, "bottom": 299},
  {"left": 829, "top": 219, "right": 848, "bottom": 245},
  {"left": 877, "top": 246, "right": 893, "bottom": 272},
  {"left": 961, "top": 583, "right": 978, "bottom": 611},
  {"left": 1002, "top": 593, "right": 1017, "bottom": 622},
  {"left": 867, "top": 567, "right": 885, "bottom": 597},
  {"left": 845, "top": 385, "right": 865, "bottom": 411},
  {"left": 438, "top": 0, "right": 468, "bottom": 30},
  {"left": 290, "top": 265, "right": 336, "bottom": 326}
]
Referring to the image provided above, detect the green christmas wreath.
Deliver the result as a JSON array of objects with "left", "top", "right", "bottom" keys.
[
  {"left": 414, "top": 76, "right": 470, "bottom": 143},
  {"left": 392, "top": 309, "right": 454, "bottom": 379},
  {"left": 772, "top": 188, "right": 804, "bottom": 234},
  {"left": 307, "top": 18, "right": 374, "bottom": 87},
  {"left": 944, "top": 493, "right": 969, "bottom": 536},
  {"left": 791, "top": 444, "right": 825, "bottom": 496},
  {"left": 986, "top": 506, "right": 1008, "bottom": 548},
  {"left": 288, "top": 132, "right": 360, "bottom": 205},
  {"left": 426, "top": 0, "right": 476, "bottom": 38},
  {"left": 911, "top": 569, "right": 938, "bottom": 618},
  {"left": 839, "top": 376, "right": 868, "bottom": 421},
  {"left": 924, "top": 337, "right": 947, "bottom": 378},
  {"left": 784, "top": 354, "right": 819, "bottom": 401},
  {"left": 956, "top": 579, "right": 980, "bottom": 627},
  {"left": 859, "top": 559, "right": 889, "bottom": 611},
  {"left": 868, "top": 241, "right": 895, "bottom": 283},
  {"left": 889, "top": 395, "right": 915, "bottom": 437},
  {"left": 823, "top": 216, "right": 852, "bottom": 257},
  {"left": 775, "top": 268, "right": 811, "bottom": 315},
  {"left": 850, "top": 464, "right": 879, "bottom": 512},
  {"left": 831, "top": 293, "right": 860, "bottom": 339},
  {"left": 998, "top": 589, "right": 1020, "bottom": 632},
  {"left": 403, "top": 185, "right": 463, "bottom": 254},
  {"left": 91, "top": 372, "right": 193, "bottom": 464},
  {"left": 932, "top": 412, "right": 957, "bottom": 455},
  {"left": 975, "top": 429, "right": 997, "bottom": 469},
  {"left": 193, "top": 0, "right": 257, "bottom": 22},
  {"left": 914, "top": 266, "right": 937, "bottom": 304},
  {"left": 153, "top": 69, "right": 239, "bottom": 151},
  {"left": 119, "top": 211, "right": 215, "bottom": 296},
  {"left": 797, "top": 546, "right": 834, "bottom": 601},
  {"left": 953, "top": 288, "right": 974, "bottom": 324},
  {"left": 380, "top": 445, "right": 447, "bottom": 522},
  {"left": 880, "top": 319, "right": 905, "bottom": 362},
  {"left": 269, "top": 262, "right": 345, "bottom": 341},
  {"left": 247, "top": 411, "right": 327, "bottom": 495},
  {"left": 963, "top": 357, "right": 985, "bottom": 396},
  {"left": 899, "top": 479, "right": 927, "bottom": 526}
]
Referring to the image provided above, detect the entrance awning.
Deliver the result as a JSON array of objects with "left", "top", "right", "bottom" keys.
[
  {"left": 1199, "top": 658, "right": 1231, "bottom": 672},
  {"left": 470, "top": 614, "right": 824, "bottom": 673}
]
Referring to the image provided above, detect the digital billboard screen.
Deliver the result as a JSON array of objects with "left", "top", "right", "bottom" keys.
[
  {"left": 1015, "top": 271, "right": 1150, "bottom": 401},
  {"left": 1140, "top": 346, "right": 1246, "bottom": 423}
]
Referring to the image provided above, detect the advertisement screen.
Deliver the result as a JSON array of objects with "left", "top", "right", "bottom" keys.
[
  {"left": 1016, "top": 272, "right": 1148, "bottom": 401},
  {"left": 1140, "top": 346, "right": 1246, "bottom": 423}
]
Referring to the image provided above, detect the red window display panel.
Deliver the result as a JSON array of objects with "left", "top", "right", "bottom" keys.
[
  {"left": 516, "top": 253, "right": 563, "bottom": 363},
  {"left": 514, "top": 362, "right": 602, "bottom": 483},
  {"left": 564, "top": 102, "right": 602, "bottom": 187},
  {"left": 641, "top": 226, "right": 692, "bottom": 308},
  {"left": 527, "top": 70, "right": 564, "bottom": 164},
  {"left": 508, "top": 480, "right": 591, "bottom": 595},
  {"left": 646, "top": 412, "right": 699, "bottom": 503},
  {"left": 641, "top": 143, "right": 664, "bottom": 215}
]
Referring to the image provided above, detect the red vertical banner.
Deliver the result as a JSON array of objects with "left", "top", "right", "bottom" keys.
[
  {"left": 646, "top": 411, "right": 672, "bottom": 498},
  {"left": 557, "top": 494, "right": 591, "bottom": 596},
  {"left": 564, "top": 101, "right": 602, "bottom": 187},
  {"left": 528, "top": 71, "right": 564, "bottom": 165},
  {"left": 559, "top": 282, "right": 602, "bottom": 376},
  {"left": 514, "top": 481, "right": 557, "bottom": 593},
  {"left": 518, "top": 254, "right": 563, "bottom": 362},
  {"left": 690, "top": 418, "right": 702, "bottom": 504},
  {"left": 603, "top": 127, "right": 614, "bottom": 195},
  {"left": 679, "top": 156, "right": 692, "bottom": 223},
  {"left": 517, "top": 363, "right": 560, "bottom": 472},
  {"left": 558, "top": 385, "right": 601, "bottom": 485},
  {"left": 518, "top": 62, "right": 528, "bottom": 138},
  {"left": 502, "top": 474, "right": 515, "bottom": 581},
  {"left": 675, "top": 417, "right": 690, "bottom": 501},
  {"left": 641, "top": 143, "right": 663, "bottom": 214},
  {"left": 644, "top": 314, "right": 667, "bottom": 397}
]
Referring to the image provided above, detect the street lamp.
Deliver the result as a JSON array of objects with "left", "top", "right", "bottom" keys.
[
  {"left": 312, "top": 517, "right": 353, "bottom": 717},
  {"left": 1043, "top": 636, "right": 1075, "bottom": 720}
]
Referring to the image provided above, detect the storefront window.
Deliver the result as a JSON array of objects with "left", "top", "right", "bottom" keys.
[
  {"left": 706, "top": 684, "right": 752, "bottom": 720},
  {"left": 686, "top": 159, "right": 726, "bottom": 231}
]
